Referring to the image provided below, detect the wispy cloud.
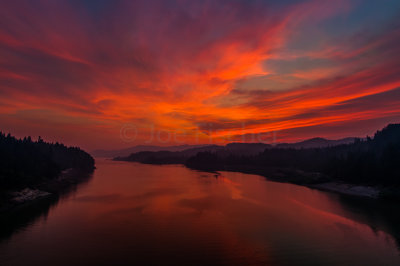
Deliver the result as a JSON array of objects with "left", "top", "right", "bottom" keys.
[{"left": 0, "top": 0, "right": 399, "bottom": 148}]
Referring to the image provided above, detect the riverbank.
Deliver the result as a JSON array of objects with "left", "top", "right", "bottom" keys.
[
  {"left": 184, "top": 164, "right": 399, "bottom": 200},
  {"left": 0, "top": 168, "right": 93, "bottom": 213},
  {"left": 113, "top": 155, "right": 398, "bottom": 200},
  {"left": 310, "top": 182, "right": 380, "bottom": 199}
]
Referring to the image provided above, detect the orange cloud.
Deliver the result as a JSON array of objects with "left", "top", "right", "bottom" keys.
[{"left": 0, "top": 0, "right": 399, "bottom": 149}]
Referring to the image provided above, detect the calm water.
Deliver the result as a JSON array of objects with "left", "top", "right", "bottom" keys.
[{"left": 1, "top": 159, "right": 400, "bottom": 265}]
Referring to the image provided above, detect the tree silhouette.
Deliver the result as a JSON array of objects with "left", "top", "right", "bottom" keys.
[{"left": 0, "top": 132, "right": 95, "bottom": 190}]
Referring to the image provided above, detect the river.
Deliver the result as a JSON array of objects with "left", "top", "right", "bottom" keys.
[{"left": 1, "top": 159, "right": 400, "bottom": 265}]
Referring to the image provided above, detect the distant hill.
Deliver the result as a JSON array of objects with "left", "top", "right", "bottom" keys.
[
  {"left": 114, "top": 143, "right": 272, "bottom": 164},
  {"left": 97, "top": 142, "right": 272, "bottom": 158},
  {"left": 103, "top": 137, "right": 356, "bottom": 159},
  {"left": 225, "top": 142, "right": 271, "bottom": 155},
  {"left": 114, "top": 145, "right": 221, "bottom": 164},
  {"left": 112, "top": 137, "right": 356, "bottom": 162},
  {"left": 186, "top": 124, "right": 400, "bottom": 188},
  {"left": 275, "top": 137, "right": 356, "bottom": 149},
  {"left": 92, "top": 144, "right": 209, "bottom": 158},
  {"left": 115, "top": 124, "right": 400, "bottom": 190}
]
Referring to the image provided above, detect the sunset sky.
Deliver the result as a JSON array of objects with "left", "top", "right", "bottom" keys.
[{"left": 1, "top": 0, "right": 400, "bottom": 150}]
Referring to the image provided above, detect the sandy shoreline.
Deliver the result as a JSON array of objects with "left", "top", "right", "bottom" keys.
[
  {"left": 310, "top": 182, "right": 380, "bottom": 199},
  {"left": 10, "top": 188, "right": 52, "bottom": 204},
  {"left": 0, "top": 168, "right": 93, "bottom": 213}
]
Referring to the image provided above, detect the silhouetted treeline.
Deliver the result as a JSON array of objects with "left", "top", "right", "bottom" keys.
[
  {"left": 114, "top": 145, "right": 223, "bottom": 164},
  {"left": 114, "top": 124, "right": 400, "bottom": 186},
  {"left": 114, "top": 143, "right": 271, "bottom": 164},
  {"left": 0, "top": 132, "right": 95, "bottom": 190},
  {"left": 186, "top": 124, "right": 400, "bottom": 186}
]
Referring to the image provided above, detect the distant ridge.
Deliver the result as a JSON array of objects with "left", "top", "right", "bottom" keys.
[
  {"left": 115, "top": 138, "right": 360, "bottom": 164},
  {"left": 113, "top": 143, "right": 271, "bottom": 164},
  {"left": 92, "top": 144, "right": 209, "bottom": 158},
  {"left": 275, "top": 137, "right": 356, "bottom": 149},
  {"left": 97, "top": 137, "right": 356, "bottom": 158},
  {"left": 115, "top": 124, "right": 400, "bottom": 199}
]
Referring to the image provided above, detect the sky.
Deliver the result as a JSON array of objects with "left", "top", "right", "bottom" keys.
[{"left": 0, "top": 0, "right": 400, "bottom": 150}]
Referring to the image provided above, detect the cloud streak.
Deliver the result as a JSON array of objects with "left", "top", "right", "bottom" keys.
[{"left": 0, "top": 0, "right": 399, "bottom": 148}]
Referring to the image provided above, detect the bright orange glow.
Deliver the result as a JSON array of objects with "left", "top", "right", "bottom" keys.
[{"left": 0, "top": 1, "right": 399, "bottom": 149}]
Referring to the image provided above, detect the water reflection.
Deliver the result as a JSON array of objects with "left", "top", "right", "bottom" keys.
[
  {"left": 0, "top": 172, "right": 93, "bottom": 242},
  {"left": 336, "top": 195, "right": 400, "bottom": 249},
  {"left": 0, "top": 159, "right": 399, "bottom": 265},
  {"left": 0, "top": 196, "right": 59, "bottom": 241}
]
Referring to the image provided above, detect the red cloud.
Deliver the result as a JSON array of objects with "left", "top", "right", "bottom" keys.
[{"left": 0, "top": 0, "right": 399, "bottom": 149}]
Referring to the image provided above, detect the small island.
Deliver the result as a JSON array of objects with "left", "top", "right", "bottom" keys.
[{"left": 0, "top": 132, "right": 95, "bottom": 212}]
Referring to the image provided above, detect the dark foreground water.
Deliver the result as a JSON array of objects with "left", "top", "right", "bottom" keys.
[{"left": 1, "top": 159, "right": 400, "bottom": 265}]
